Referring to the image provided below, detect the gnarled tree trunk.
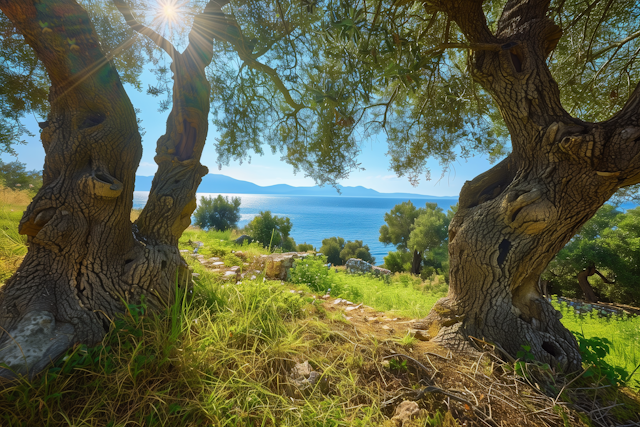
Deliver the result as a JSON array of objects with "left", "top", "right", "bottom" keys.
[
  {"left": 0, "top": 0, "right": 223, "bottom": 379},
  {"left": 416, "top": 0, "right": 640, "bottom": 371},
  {"left": 577, "top": 267, "right": 599, "bottom": 303}
]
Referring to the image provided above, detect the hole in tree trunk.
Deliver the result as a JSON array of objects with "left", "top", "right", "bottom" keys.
[
  {"left": 161, "top": 260, "right": 167, "bottom": 270},
  {"left": 79, "top": 112, "right": 106, "bottom": 129},
  {"left": 542, "top": 341, "right": 560, "bottom": 358},
  {"left": 497, "top": 239, "right": 511, "bottom": 266},
  {"left": 510, "top": 51, "right": 522, "bottom": 72}
]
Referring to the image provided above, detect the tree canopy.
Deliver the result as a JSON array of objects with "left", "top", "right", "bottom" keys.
[
  {"left": 193, "top": 195, "right": 241, "bottom": 231},
  {"left": 3, "top": 0, "right": 640, "bottom": 191}
]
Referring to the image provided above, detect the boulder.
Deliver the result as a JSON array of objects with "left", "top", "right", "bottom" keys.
[
  {"left": 234, "top": 235, "right": 252, "bottom": 245},
  {"left": 263, "top": 252, "right": 312, "bottom": 281},
  {"left": 345, "top": 258, "right": 391, "bottom": 276}
]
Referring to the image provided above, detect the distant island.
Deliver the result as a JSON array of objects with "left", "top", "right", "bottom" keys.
[{"left": 135, "top": 173, "right": 458, "bottom": 199}]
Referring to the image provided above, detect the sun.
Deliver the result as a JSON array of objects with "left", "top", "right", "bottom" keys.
[
  {"left": 163, "top": 3, "right": 176, "bottom": 19},
  {"left": 157, "top": 0, "right": 179, "bottom": 23}
]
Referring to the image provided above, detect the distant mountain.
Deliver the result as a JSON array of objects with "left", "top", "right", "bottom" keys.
[{"left": 134, "top": 174, "right": 458, "bottom": 199}]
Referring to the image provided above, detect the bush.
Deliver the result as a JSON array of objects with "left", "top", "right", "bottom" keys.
[
  {"left": 194, "top": 195, "right": 241, "bottom": 231},
  {"left": 296, "top": 243, "right": 315, "bottom": 252},
  {"left": 383, "top": 250, "right": 412, "bottom": 273},
  {"left": 420, "top": 266, "right": 436, "bottom": 280},
  {"left": 340, "top": 240, "right": 375, "bottom": 265},
  {"left": 290, "top": 255, "right": 340, "bottom": 295},
  {"left": 0, "top": 160, "right": 42, "bottom": 193},
  {"left": 319, "top": 237, "right": 344, "bottom": 265},
  {"left": 245, "top": 211, "right": 294, "bottom": 251}
]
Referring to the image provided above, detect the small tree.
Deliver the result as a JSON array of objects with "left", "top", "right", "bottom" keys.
[
  {"left": 245, "top": 211, "right": 294, "bottom": 251},
  {"left": 379, "top": 201, "right": 424, "bottom": 274},
  {"left": 319, "top": 237, "right": 345, "bottom": 265},
  {"left": 194, "top": 195, "right": 241, "bottom": 231},
  {"left": 340, "top": 240, "right": 375, "bottom": 265},
  {"left": 408, "top": 204, "right": 448, "bottom": 276}
]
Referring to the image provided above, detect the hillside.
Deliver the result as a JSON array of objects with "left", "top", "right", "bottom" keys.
[{"left": 134, "top": 174, "right": 459, "bottom": 199}]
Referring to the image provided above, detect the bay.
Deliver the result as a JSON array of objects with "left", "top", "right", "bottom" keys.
[{"left": 133, "top": 192, "right": 458, "bottom": 264}]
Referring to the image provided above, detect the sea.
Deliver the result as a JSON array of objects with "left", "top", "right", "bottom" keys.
[{"left": 133, "top": 192, "right": 458, "bottom": 264}]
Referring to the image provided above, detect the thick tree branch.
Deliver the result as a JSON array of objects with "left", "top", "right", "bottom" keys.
[
  {"left": 458, "top": 156, "right": 517, "bottom": 209},
  {"left": 112, "top": 0, "right": 179, "bottom": 58}
]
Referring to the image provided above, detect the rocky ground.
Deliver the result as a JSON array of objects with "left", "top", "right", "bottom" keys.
[{"left": 180, "top": 245, "right": 640, "bottom": 426}]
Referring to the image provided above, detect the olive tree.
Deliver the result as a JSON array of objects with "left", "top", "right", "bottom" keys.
[{"left": 3, "top": 0, "right": 640, "bottom": 376}]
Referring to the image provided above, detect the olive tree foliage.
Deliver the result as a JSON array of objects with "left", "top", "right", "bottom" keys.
[
  {"left": 193, "top": 195, "right": 241, "bottom": 231},
  {"left": 0, "top": 13, "right": 48, "bottom": 155},
  {"left": 4, "top": 0, "right": 640, "bottom": 375}
]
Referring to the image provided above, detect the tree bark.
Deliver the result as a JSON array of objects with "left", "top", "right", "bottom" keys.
[
  {"left": 577, "top": 267, "right": 599, "bottom": 303},
  {"left": 0, "top": 0, "right": 223, "bottom": 379},
  {"left": 415, "top": 0, "right": 640, "bottom": 371},
  {"left": 411, "top": 250, "right": 422, "bottom": 275}
]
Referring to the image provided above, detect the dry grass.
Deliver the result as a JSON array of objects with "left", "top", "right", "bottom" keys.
[{"left": 0, "top": 186, "right": 32, "bottom": 206}]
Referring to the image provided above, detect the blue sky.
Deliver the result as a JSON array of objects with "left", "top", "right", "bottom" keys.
[{"left": 8, "top": 76, "right": 498, "bottom": 198}]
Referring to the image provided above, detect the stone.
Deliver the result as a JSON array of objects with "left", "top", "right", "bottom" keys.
[
  {"left": 223, "top": 271, "right": 239, "bottom": 281},
  {"left": 345, "top": 258, "right": 391, "bottom": 276},
  {"left": 345, "top": 303, "right": 363, "bottom": 311},
  {"left": 211, "top": 262, "right": 225, "bottom": 268},
  {"left": 285, "top": 361, "right": 329, "bottom": 398},
  {"left": 0, "top": 311, "right": 75, "bottom": 379},
  {"left": 392, "top": 401, "right": 421, "bottom": 426},
  {"left": 263, "top": 252, "right": 311, "bottom": 281},
  {"left": 234, "top": 235, "right": 252, "bottom": 245},
  {"left": 291, "top": 361, "right": 312, "bottom": 378}
]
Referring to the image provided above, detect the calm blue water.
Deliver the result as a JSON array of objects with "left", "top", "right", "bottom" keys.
[{"left": 133, "top": 192, "right": 458, "bottom": 264}]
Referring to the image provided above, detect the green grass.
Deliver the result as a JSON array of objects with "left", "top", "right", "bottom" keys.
[
  {"left": 0, "top": 270, "right": 389, "bottom": 426},
  {"left": 335, "top": 272, "right": 448, "bottom": 319},
  {"left": 289, "top": 256, "right": 447, "bottom": 319},
  {"left": 0, "top": 203, "right": 28, "bottom": 284},
  {"left": 554, "top": 300, "right": 640, "bottom": 389}
]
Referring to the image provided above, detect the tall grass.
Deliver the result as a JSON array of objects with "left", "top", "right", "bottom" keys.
[
  {"left": 0, "top": 271, "right": 388, "bottom": 426},
  {"left": 554, "top": 300, "right": 640, "bottom": 388},
  {"left": 0, "top": 187, "right": 29, "bottom": 284},
  {"left": 0, "top": 186, "right": 33, "bottom": 206}
]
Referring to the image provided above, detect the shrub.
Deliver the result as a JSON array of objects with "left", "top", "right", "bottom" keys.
[
  {"left": 290, "top": 255, "right": 340, "bottom": 295},
  {"left": 245, "top": 211, "right": 293, "bottom": 251},
  {"left": 340, "top": 240, "right": 375, "bottom": 265},
  {"left": 319, "top": 237, "right": 344, "bottom": 265},
  {"left": 194, "top": 195, "right": 241, "bottom": 231},
  {"left": 296, "top": 242, "right": 315, "bottom": 252},
  {"left": 383, "top": 250, "right": 412, "bottom": 273},
  {"left": 420, "top": 266, "right": 436, "bottom": 280},
  {"left": 0, "top": 160, "right": 42, "bottom": 193}
]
